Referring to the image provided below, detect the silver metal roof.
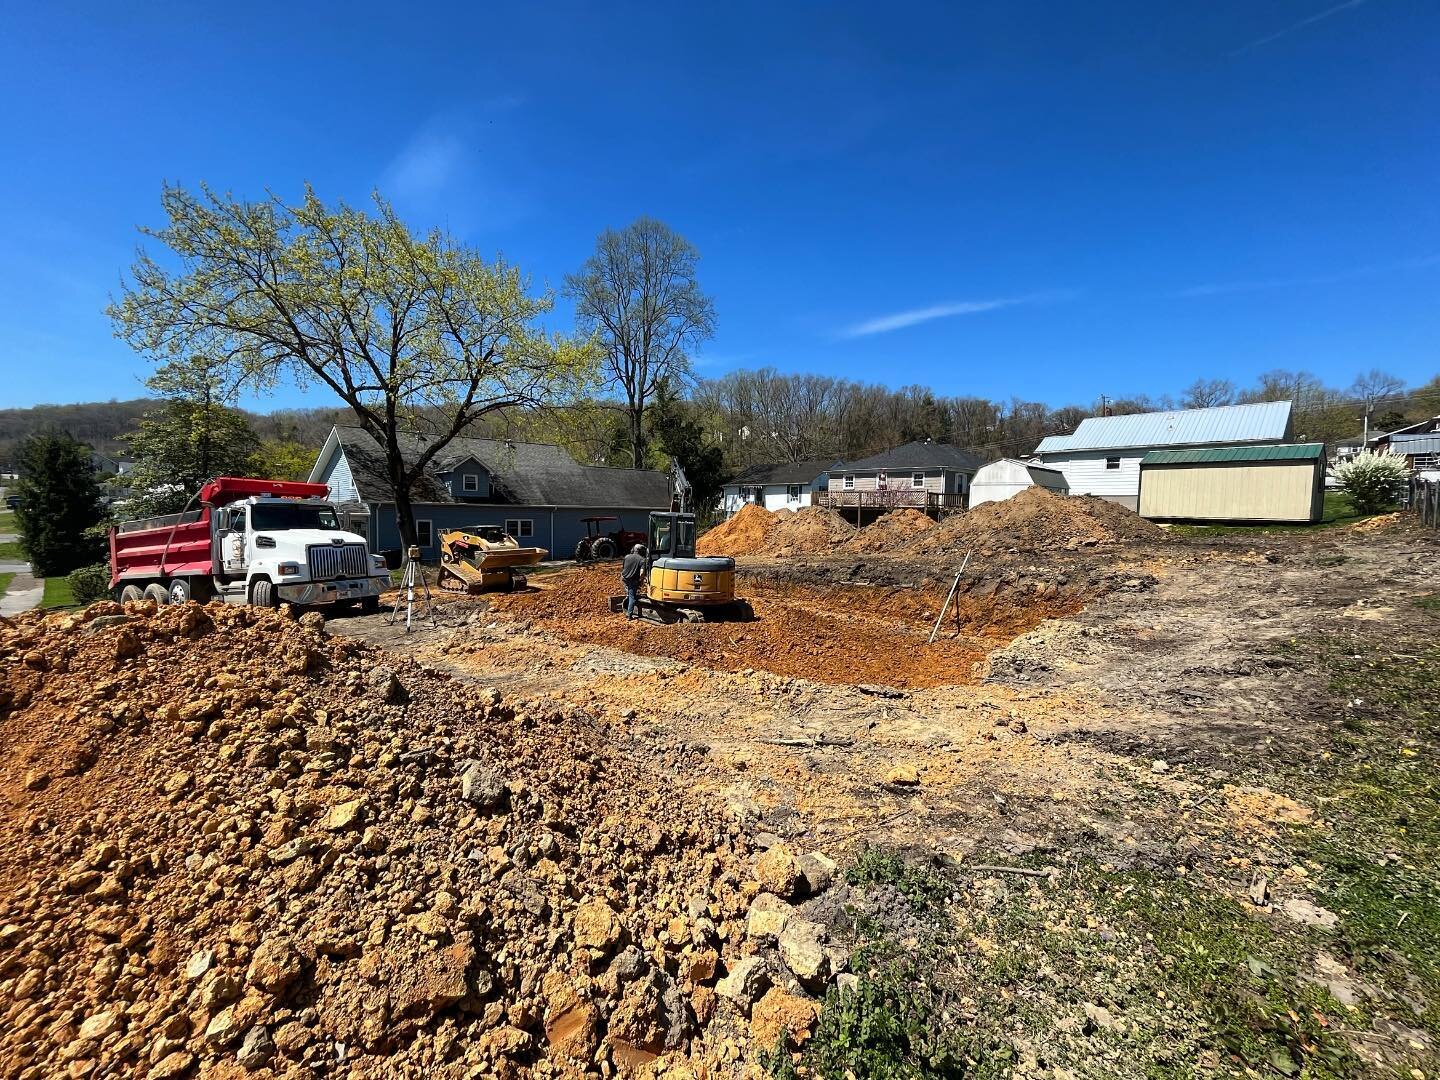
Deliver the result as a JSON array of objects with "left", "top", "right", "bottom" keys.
[{"left": 1035, "top": 400, "right": 1292, "bottom": 454}]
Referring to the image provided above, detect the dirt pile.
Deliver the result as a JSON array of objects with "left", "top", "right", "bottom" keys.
[
  {"left": 487, "top": 566, "right": 1090, "bottom": 689},
  {"left": 842, "top": 508, "right": 936, "bottom": 553},
  {"left": 767, "top": 508, "right": 856, "bottom": 556},
  {"left": 914, "top": 486, "right": 1168, "bottom": 554},
  {"left": 697, "top": 504, "right": 775, "bottom": 557},
  {"left": 0, "top": 601, "right": 767, "bottom": 1077}
]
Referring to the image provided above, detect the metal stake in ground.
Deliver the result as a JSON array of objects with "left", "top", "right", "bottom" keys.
[
  {"left": 388, "top": 545, "right": 437, "bottom": 633},
  {"left": 928, "top": 549, "right": 973, "bottom": 645}
]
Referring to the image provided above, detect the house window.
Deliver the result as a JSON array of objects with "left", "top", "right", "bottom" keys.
[
  {"left": 462, "top": 474, "right": 479, "bottom": 492},
  {"left": 842, "top": 475, "right": 855, "bottom": 490},
  {"left": 415, "top": 519, "right": 433, "bottom": 547},
  {"left": 1105, "top": 457, "right": 1121, "bottom": 470},
  {"left": 911, "top": 472, "right": 925, "bottom": 489},
  {"left": 505, "top": 518, "right": 534, "bottom": 539},
  {"left": 786, "top": 484, "right": 802, "bottom": 501}
]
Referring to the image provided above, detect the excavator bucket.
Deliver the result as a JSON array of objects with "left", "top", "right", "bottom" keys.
[{"left": 437, "top": 527, "right": 547, "bottom": 594}]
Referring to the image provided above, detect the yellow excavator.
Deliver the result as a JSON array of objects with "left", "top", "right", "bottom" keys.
[
  {"left": 607, "top": 510, "right": 755, "bottom": 624},
  {"left": 437, "top": 525, "right": 547, "bottom": 594}
]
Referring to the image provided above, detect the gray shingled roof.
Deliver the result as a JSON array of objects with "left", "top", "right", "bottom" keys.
[
  {"left": 726, "top": 459, "right": 840, "bottom": 487},
  {"left": 834, "top": 441, "right": 985, "bottom": 473},
  {"left": 335, "top": 427, "right": 669, "bottom": 508}
]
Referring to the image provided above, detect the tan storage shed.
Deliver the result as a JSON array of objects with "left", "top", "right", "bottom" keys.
[{"left": 1138, "top": 443, "right": 1326, "bottom": 524}]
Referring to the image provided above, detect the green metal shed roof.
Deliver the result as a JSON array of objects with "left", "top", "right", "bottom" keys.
[{"left": 1141, "top": 442, "right": 1325, "bottom": 466}]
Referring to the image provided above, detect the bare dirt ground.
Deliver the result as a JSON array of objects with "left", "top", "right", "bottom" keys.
[{"left": 338, "top": 518, "right": 1440, "bottom": 1078}]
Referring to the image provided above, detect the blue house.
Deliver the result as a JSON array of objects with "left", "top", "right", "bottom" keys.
[{"left": 309, "top": 426, "right": 670, "bottom": 561}]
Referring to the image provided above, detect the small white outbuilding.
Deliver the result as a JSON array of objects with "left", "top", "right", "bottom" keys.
[{"left": 969, "top": 458, "right": 1069, "bottom": 507}]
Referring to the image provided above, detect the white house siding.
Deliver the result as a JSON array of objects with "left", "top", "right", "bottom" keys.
[
  {"left": 316, "top": 443, "right": 359, "bottom": 504},
  {"left": 1036, "top": 451, "right": 1146, "bottom": 510},
  {"left": 721, "top": 481, "right": 824, "bottom": 515}
]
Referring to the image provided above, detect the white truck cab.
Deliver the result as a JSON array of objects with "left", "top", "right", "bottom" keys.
[{"left": 212, "top": 496, "right": 389, "bottom": 609}]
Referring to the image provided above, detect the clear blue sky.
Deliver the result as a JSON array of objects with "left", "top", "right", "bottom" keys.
[{"left": 2, "top": 0, "right": 1436, "bottom": 411}]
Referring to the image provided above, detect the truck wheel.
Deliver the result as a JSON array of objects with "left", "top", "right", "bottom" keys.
[
  {"left": 361, "top": 595, "right": 381, "bottom": 615},
  {"left": 167, "top": 579, "right": 192, "bottom": 605},
  {"left": 143, "top": 584, "right": 169, "bottom": 606},
  {"left": 119, "top": 585, "right": 144, "bottom": 605},
  {"left": 250, "top": 579, "right": 277, "bottom": 608},
  {"left": 592, "top": 538, "right": 616, "bottom": 559}
]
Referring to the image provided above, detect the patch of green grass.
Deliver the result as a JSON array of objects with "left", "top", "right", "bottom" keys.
[
  {"left": 846, "top": 848, "right": 952, "bottom": 911},
  {"left": 0, "top": 539, "right": 24, "bottom": 561},
  {"left": 1274, "top": 634, "right": 1440, "bottom": 1031},
  {"left": 0, "top": 571, "right": 13, "bottom": 598},
  {"left": 1417, "top": 593, "right": 1440, "bottom": 612},
  {"left": 40, "top": 575, "right": 76, "bottom": 609},
  {"left": 0, "top": 509, "right": 16, "bottom": 533},
  {"left": 1169, "top": 491, "right": 1372, "bottom": 537}
]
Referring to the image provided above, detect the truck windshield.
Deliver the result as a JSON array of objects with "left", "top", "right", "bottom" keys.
[{"left": 249, "top": 503, "right": 340, "bottom": 531}]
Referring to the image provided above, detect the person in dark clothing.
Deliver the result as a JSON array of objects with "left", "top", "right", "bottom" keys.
[{"left": 620, "top": 544, "right": 647, "bottom": 619}]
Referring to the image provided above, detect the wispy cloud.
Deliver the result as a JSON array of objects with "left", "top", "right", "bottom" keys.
[
  {"left": 1229, "top": 0, "right": 1366, "bottom": 56},
  {"left": 1174, "top": 254, "right": 1440, "bottom": 298},
  {"left": 381, "top": 130, "right": 467, "bottom": 203},
  {"left": 838, "top": 292, "right": 1069, "bottom": 339}
]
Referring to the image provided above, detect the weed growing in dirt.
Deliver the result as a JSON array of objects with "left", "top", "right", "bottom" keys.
[
  {"left": 1415, "top": 592, "right": 1440, "bottom": 612},
  {"left": 767, "top": 963, "right": 992, "bottom": 1080},
  {"left": 846, "top": 848, "right": 951, "bottom": 911}
]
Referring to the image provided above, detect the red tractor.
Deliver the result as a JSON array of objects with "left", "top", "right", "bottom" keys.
[{"left": 573, "top": 516, "right": 646, "bottom": 561}]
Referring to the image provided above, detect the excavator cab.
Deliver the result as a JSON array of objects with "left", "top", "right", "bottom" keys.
[{"left": 608, "top": 511, "right": 754, "bottom": 623}]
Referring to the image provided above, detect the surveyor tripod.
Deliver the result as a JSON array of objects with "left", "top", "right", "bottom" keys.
[{"left": 387, "top": 545, "right": 438, "bottom": 633}]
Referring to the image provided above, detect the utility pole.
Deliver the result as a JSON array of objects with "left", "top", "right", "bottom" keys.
[{"left": 1098, "top": 394, "right": 1111, "bottom": 417}]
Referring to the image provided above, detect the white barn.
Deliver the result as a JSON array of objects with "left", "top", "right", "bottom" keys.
[
  {"left": 1033, "top": 401, "right": 1294, "bottom": 511},
  {"left": 969, "top": 458, "right": 1068, "bottom": 507}
]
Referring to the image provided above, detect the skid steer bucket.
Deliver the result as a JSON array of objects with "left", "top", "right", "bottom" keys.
[{"left": 437, "top": 526, "right": 547, "bottom": 594}]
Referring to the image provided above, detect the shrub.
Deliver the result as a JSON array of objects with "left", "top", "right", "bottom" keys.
[
  {"left": 1335, "top": 451, "right": 1409, "bottom": 515},
  {"left": 67, "top": 563, "right": 112, "bottom": 605}
]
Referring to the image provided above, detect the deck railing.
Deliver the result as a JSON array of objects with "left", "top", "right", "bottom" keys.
[{"left": 815, "top": 491, "right": 967, "bottom": 516}]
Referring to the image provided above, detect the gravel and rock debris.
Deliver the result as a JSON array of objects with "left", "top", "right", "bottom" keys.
[{"left": 0, "top": 600, "right": 848, "bottom": 1077}]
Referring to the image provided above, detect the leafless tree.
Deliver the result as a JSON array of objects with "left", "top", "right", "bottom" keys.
[
  {"left": 566, "top": 218, "right": 716, "bottom": 467},
  {"left": 1180, "top": 378, "right": 1236, "bottom": 409}
]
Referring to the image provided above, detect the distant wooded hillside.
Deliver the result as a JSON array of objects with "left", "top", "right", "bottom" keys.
[{"left": 0, "top": 399, "right": 351, "bottom": 468}]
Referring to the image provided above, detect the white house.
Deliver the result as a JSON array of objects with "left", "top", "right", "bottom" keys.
[
  {"left": 969, "top": 458, "right": 1068, "bottom": 507},
  {"left": 720, "top": 459, "right": 840, "bottom": 515},
  {"left": 1033, "top": 400, "right": 1294, "bottom": 511}
]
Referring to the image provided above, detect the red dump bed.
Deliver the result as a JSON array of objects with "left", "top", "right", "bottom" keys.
[{"left": 109, "top": 477, "right": 329, "bottom": 587}]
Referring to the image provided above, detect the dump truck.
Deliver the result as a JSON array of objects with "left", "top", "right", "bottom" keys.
[
  {"left": 109, "top": 477, "right": 390, "bottom": 611},
  {"left": 608, "top": 510, "right": 754, "bottom": 623},
  {"left": 437, "top": 525, "right": 547, "bottom": 594}
]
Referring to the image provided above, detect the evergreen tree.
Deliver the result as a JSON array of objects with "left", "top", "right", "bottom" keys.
[{"left": 14, "top": 430, "right": 104, "bottom": 577}]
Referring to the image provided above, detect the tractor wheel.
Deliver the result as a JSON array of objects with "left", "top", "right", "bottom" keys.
[
  {"left": 119, "top": 585, "right": 144, "bottom": 606},
  {"left": 143, "top": 583, "right": 170, "bottom": 606},
  {"left": 573, "top": 539, "right": 590, "bottom": 562},
  {"left": 250, "top": 578, "right": 277, "bottom": 608},
  {"left": 592, "top": 538, "right": 616, "bottom": 560}
]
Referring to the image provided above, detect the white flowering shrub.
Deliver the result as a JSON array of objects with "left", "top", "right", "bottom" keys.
[{"left": 1334, "top": 450, "right": 1409, "bottom": 515}]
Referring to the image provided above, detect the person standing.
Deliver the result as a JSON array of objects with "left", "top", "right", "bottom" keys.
[{"left": 621, "top": 544, "right": 647, "bottom": 620}]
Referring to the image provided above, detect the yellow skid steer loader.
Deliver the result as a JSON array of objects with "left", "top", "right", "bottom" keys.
[{"left": 437, "top": 526, "right": 547, "bottom": 594}]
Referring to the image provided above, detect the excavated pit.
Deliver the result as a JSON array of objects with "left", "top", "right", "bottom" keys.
[{"left": 485, "top": 565, "right": 1091, "bottom": 689}]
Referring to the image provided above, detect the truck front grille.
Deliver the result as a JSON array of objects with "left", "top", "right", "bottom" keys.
[{"left": 307, "top": 543, "right": 370, "bottom": 582}]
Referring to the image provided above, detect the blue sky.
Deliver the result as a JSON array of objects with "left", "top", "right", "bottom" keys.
[{"left": 2, "top": 0, "right": 1437, "bottom": 411}]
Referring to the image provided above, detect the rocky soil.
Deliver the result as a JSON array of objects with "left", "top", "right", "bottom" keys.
[{"left": 0, "top": 601, "right": 851, "bottom": 1078}]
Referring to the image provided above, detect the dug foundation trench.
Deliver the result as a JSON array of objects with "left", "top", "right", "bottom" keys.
[{"left": 480, "top": 563, "right": 1107, "bottom": 689}]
